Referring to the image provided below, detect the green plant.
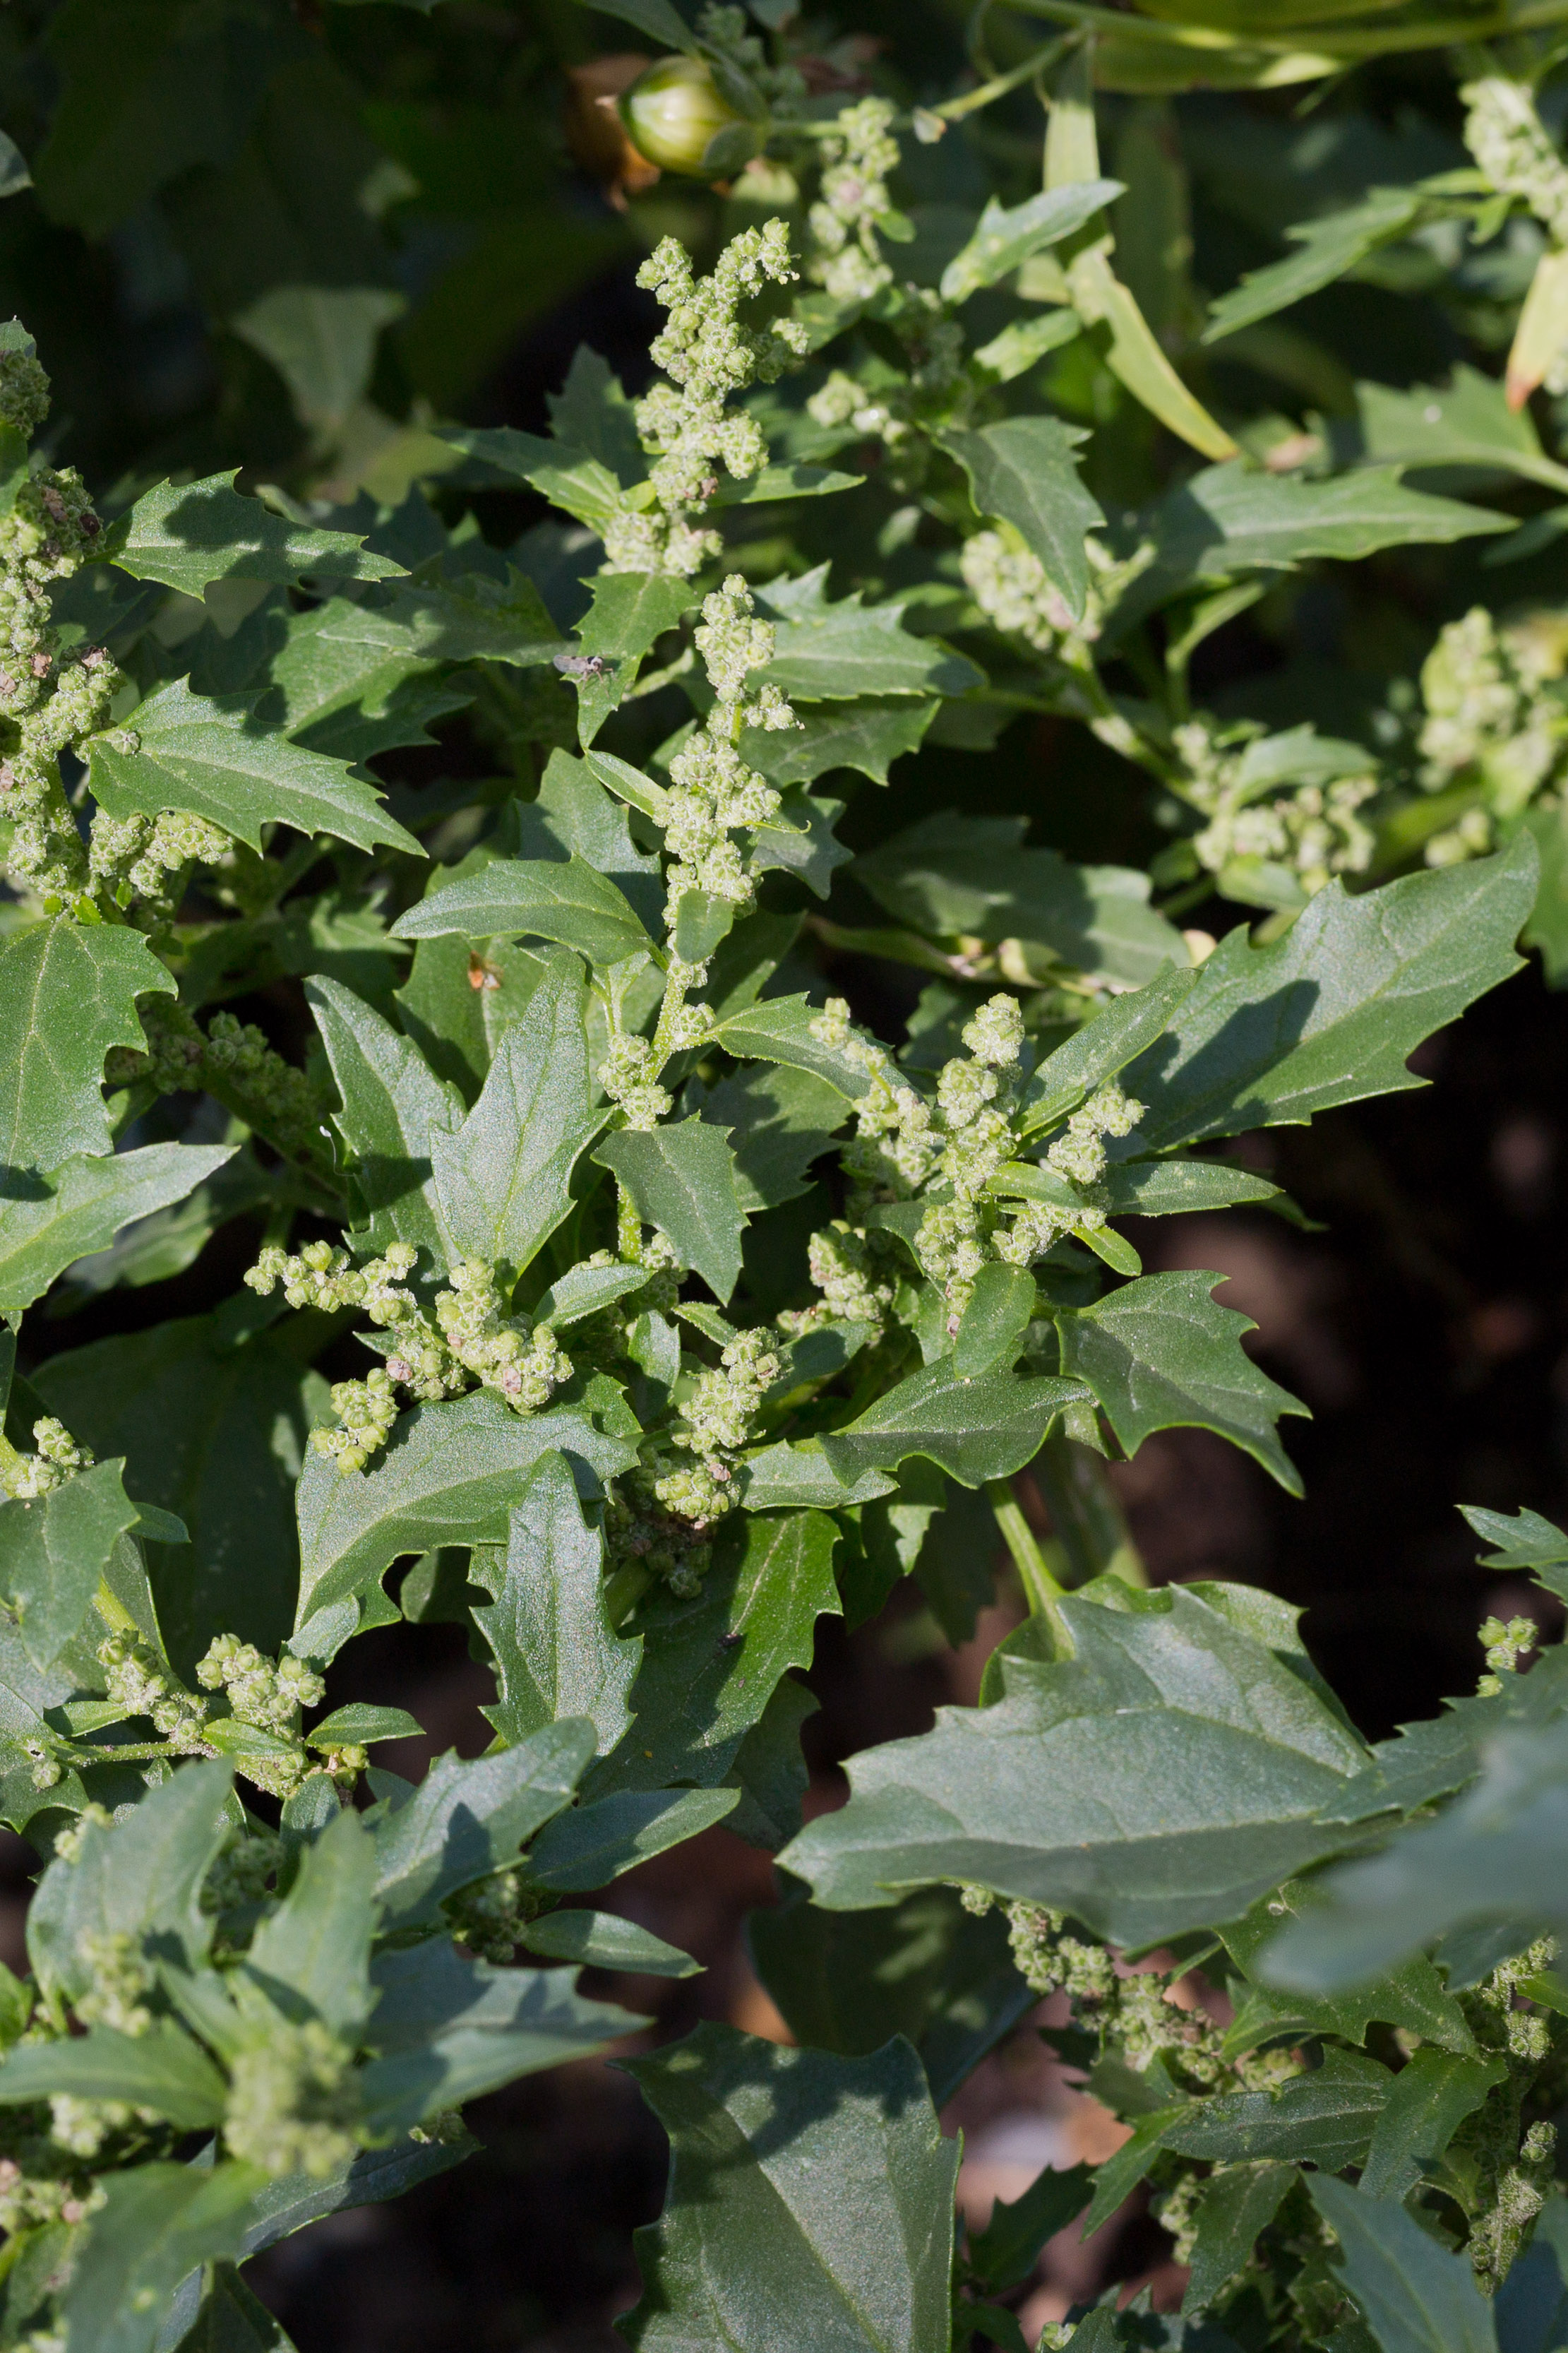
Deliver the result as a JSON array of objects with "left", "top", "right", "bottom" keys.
[{"left": 6, "top": 1, "right": 1568, "bottom": 2348}]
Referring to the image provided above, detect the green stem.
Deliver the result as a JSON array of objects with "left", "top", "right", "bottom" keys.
[
  {"left": 986, "top": 1475, "right": 1072, "bottom": 1650},
  {"left": 604, "top": 1559, "right": 652, "bottom": 1631},
  {"left": 928, "top": 31, "right": 1075, "bottom": 122},
  {"left": 1032, "top": 1428, "right": 1147, "bottom": 1588}
]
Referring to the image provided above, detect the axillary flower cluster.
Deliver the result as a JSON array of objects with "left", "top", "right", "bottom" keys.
[
  {"left": 245, "top": 1241, "right": 573, "bottom": 1472},
  {"left": 0, "top": 333, "right": 228, "bottom": 918},
  {"left": 793, "top": 991, "right": 1142, "bottom": 1327}
]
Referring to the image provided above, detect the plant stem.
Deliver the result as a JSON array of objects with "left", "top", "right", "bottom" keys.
[
  {"left": 1033, "top": 1428, "right": 1147, "bottom": 1589},
  {"left": 986, "top": 1475, "right": 1072, "bottom": 1652},
  {"left": 929, "top": 32, "right": 1075, "bottom": 123}
]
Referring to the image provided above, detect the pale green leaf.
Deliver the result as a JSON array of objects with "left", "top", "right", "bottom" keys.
[
  {"left": 36, "top": 1305, "right": 327, "bottom": 1674},
  {"left": 590, "top": 1510, "right": 841, "bottom": 1794},
  {"left": 707, "top": 994, "right": 872, "bottom": 1100},
  {"left": 1305, "top": 2176, "right": 1496, "bottom": 2353},
  {"left": 245, "top": 1806, "right": 377, "bottom": 2037},
  {"left": 88, "top": 679, "right": 421, "bottom": 854},
  {"left": 750, "top": 1881, "right": 1034, "bottom": 2110},
  {"left": 1353, "top": 366, "right": 1563, "bottom": 491},
  {"left": 524, "top": 1787, "right": 742, "bottom": 1893},
  {"left": 0, "top": 919, "right": 174, "bottom": 1170},
  {"left": 293, "top": 1388, "right": 640, "bottom": 1625},
  {"left": 28, "top": 1761, "right": 234, "bottom": 2003},
  {"left": 372, "top": 1720, "right": 594, "bottom": 1931},
  {"left": 755, "top": 565, "right": 984, "bottom": 701},
  {"left": 0, "top": 1455, "right": 140, "bottom": 1669},
  {"left": 1203, "top": 189, "right": 1427, "bottom": 342},
  {"left": 430, "top": 953, "right": 604, "bottom": 1277},
  {"left": 0, "top": 2023, "right": 227, "bottom": 2130},
  {"left": 856, "top": 814, "right": 1189, "bottom": 987},
  {"left": 469, "top": 1450, "right": 640, "bottom": 1756},
  {"left": 102, "top": 472, "right": 404, "bottom": 594},
  {"left": 65, "top": 2162, "right": 267, "bottom": 2353},
  {"left": 1181, "top": 2163, "right": 1295, "bottom": 2315},
  {"left": 819, "top": 1362, "right": 1091, "bottom": 1488},
  {"left": 359, "top": 1936, "right": 636, "bottom": 2136},
  {"left": 594, "top": 1117, "right": 749, "bottom": 1302},
  {"left": 232, "top": 286, "right": 405, "bottom": 432},
  {"left": 1125, "top": 840, "right": 1538, "bottom": 1148},
  {"left": 941, "top": 179, "right": 1123, "bottom": 302},
  {"left": 307, "top": 977, "right": 462, "bottom": 1262},
  {"left": 520, "top": 1908, "right": 700, "bottom": 1976},
  {"left": 391, "top": 853, "right": 652, "bottom": 966},
  {"left": 1058, "top": 1268, "right": 1309, "bottom": 1491},
  {"left": 1263, "top": 1715, "right": 1568, "bottom": 1994},
  {"left": 940, "top": 418, "right": 1104, "bottom": 621},
  {"left": 739, "top": 699, "right": 935, "bottom": 787},
  {"left": 0, "top": 1143, "right": 237, "bottom": 1316},
  {"left": 619, "top": 2025, "right": 958, "bottom": 2353},
  {"left": 779, "top": 1583, "right": 1368, "bottom": 1943}
]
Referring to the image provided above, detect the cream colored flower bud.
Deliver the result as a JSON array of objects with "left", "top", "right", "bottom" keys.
[{"left": 619, "top": 56, "right": 758, "bottom": 179}]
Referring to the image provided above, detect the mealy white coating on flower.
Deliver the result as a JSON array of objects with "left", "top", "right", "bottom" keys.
[
  {"left": 960, "top": 529, "right": 1086, "bottom": 651},
  {"left": 196, "top": 1632, "right": 325, "bottom": 1730},
  {"left": 1416, "top": 607, "right": 1568, "bottom": 864},
  {"left": 1174, "top": 720, "right": 1377, "bottom": 895},
  {"left": 248, "top": 1244, "right": 573, "bottom": 1470},
  {"left": 807, "top": 97, "right": 902, "bottom": 304},
  {"left": 1463, "top": 77, "right": 1568, "bottom": 246},
  {"left": 615, "top": 221, "right": 808, "bottom": 578},
  {"left": 658, "top": 573, "right": 793, "bottom": 927},
  {"left": 794, "top": 992, "right": 1138, "bottom": 1318},
  {"left": 225, "top": 2017, "right": 361, "bottom": 2179},
  {"left": 0, "top": 1416, "right": 92, "bottom": 1500}
]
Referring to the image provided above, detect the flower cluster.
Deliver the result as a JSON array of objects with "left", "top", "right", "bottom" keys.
[
  {"left": 113, "top": 999, "right": 328, "bottom": 1167},
  {"left": 657, "top": 1324, "right": 780, "bottom": 1530},
  {"left": 0, "top": 337, "right": 230, "bottom": 919},
  {"left": 599, "top": 575, "right": 798, "bottom": 1145},
  {"left": 1418, "top": 606, "right": 1567, "bottom": 862},
  {"left": 72, "top": 1932, "right": 153, "bottom": 2040},
  {"left": 661, "top": 574, "right": 794, "bottom": 922},
  {"left": 1173, "top": 720, "right": 1378, "bottom": 898},
  {"left": 0, "top": 1416, "right": 92, "bottom": 1501},
  {"left": 196, "top": 1632, "right": 324, "bottom": 1730},
  {"left": 225, "top": 2018, "right": 360, "bottom": 2180},
  {"left": 807, "top": 97, "right": 901, "bottom": 304},
  {"left": 614, "top": 223, "right": 808, "bottom": 577},
  {"left": 1464, "top": 76, "right": 1568, "bottom": 246},
  {"left": 87, "top": 806, "right": 230, "bottom": 913},
  {"left": 448, "top": 1866, "right": 537, "bottom": 1963},
  {"left": 246, "top": 1242, "right": 574, "bottom": 1472},
  {"left": 97, "top": 1629, "right": 211, "bottom": 1753}
]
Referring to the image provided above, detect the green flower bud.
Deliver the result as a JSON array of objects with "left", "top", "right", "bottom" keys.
[{"left": 619, "top": 56, "right": 759, "bottom": 178}]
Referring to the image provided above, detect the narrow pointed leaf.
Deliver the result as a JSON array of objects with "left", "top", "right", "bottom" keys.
[
  {"left": 372, "top": 1720, "right": 594, "bottom": 1930},
  {"left": 469, "top": 1450, "right": 640, "bottom": 1755},
  {"left": 0, "top": 1142, "right": 236, "bottom": 1317}
]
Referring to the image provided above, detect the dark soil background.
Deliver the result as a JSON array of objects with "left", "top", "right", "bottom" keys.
[{"left": 15, "top": 261, "right": 1568, "bottom": 2353}]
